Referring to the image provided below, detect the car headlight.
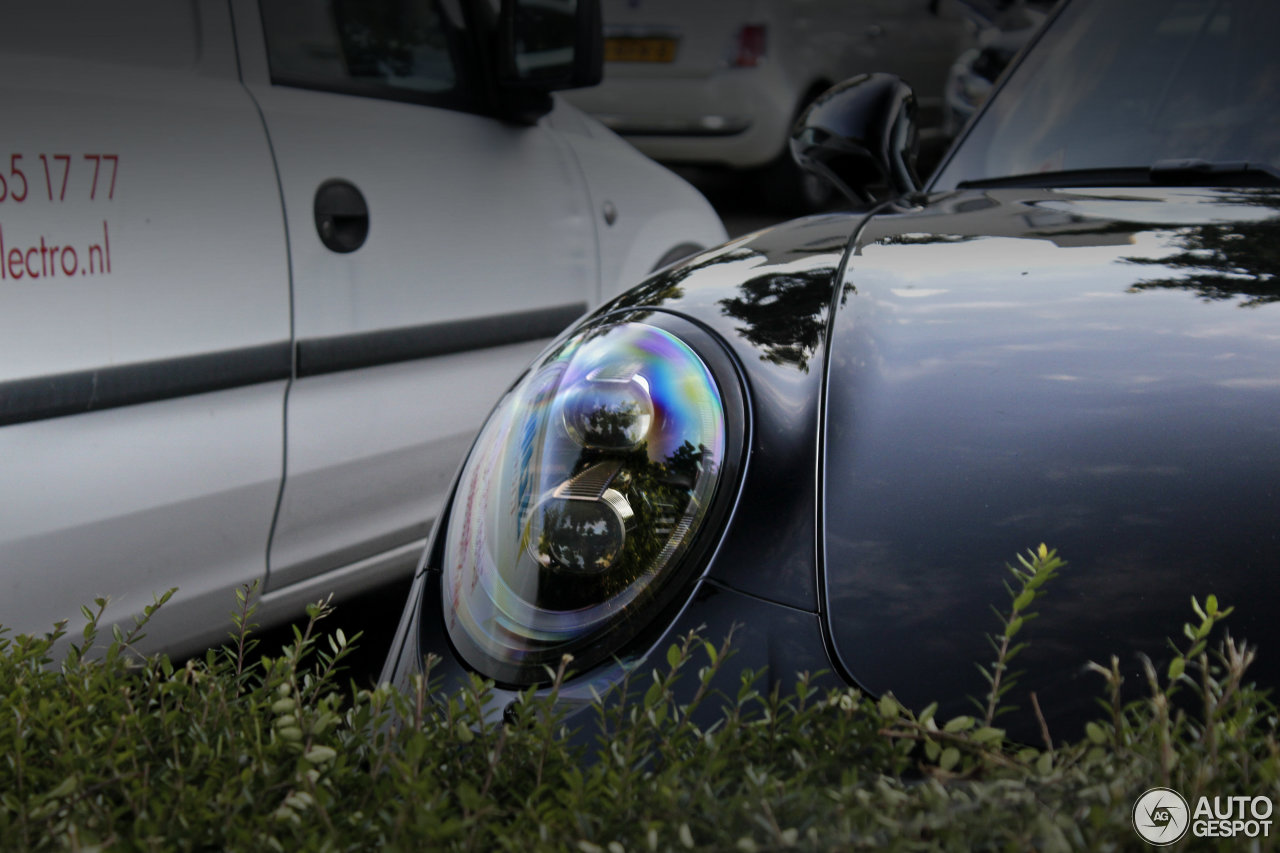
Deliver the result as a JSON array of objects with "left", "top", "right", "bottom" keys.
[{"left": 441, "top": 314, "right": 744, "bottom": 685}]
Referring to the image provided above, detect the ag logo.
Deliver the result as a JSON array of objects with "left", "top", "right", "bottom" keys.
[{"left": 1133, "top": 787, "right": 1190, "bottom": 845}]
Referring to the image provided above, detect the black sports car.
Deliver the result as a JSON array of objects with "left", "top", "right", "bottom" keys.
[{"left": 382, "top": 0, "right": 1280, "bottom": 733}]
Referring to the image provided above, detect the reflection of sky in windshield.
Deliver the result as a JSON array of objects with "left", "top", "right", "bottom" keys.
[{"left": 934, "top": 0, "right": 1280, "bottom": 188}]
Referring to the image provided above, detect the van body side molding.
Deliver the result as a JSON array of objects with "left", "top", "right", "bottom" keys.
[
  {"left": 0, "top": 343, "right": 293, "bottom": 427},
  {"left": 294, "top": 303, "right": 587, "bottom": 378},
  {"left": 1, "top": 304, "right": 588, "bottom": 426}
]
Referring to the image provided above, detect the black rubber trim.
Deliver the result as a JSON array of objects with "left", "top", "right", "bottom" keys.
[
  {"left": 1, "top": 304, "right": 587, "bottom": 426},
  {"left": 0, "top": 342, "right": 292, "bottom": 427},
  {"left": 294, "top": 303, "right": 587, "bottom": 378}
]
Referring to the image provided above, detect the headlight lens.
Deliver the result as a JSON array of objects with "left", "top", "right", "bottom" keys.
[{"left": 441, "top": 317, "right": 737, "bottom": 684}]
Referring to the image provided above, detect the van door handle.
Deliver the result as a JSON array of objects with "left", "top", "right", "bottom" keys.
[{"left": 314, "top": 180, "right": 369, "bottom": 253}]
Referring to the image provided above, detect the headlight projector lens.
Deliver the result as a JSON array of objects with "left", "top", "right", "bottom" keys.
[
  {"left": 441, "top": 318, "right": 741, "bottom": 684},
  {"left": 526, "top": 459, "right": 635, "bottom": 576},
  {"left": 560, "top": 365, "right": 654, "bottom": 450}
]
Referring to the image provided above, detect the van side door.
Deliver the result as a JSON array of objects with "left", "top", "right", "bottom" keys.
[{"left": 232, "top": 0, "right": 598, "bottom": 593}]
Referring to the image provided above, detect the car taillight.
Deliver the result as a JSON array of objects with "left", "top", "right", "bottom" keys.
[{"left": 731, "top": 24, "right": 767, "bottom": 68}]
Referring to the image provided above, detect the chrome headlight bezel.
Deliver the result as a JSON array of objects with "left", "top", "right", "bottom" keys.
[{"left": 438, "top": 310, "right": 747, "bottom": 687}]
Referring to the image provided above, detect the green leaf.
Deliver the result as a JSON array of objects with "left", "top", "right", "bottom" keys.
[
  {"left": 703, "top": 641, "right": 718, "bottom": 667},
  {"left": 972, "top": 727, "right": 1005, "bottom": 745},
  {"left": 939, "top": 747, "right": 960, "bottom": 771},
  {"left": 455, "top": 782, "right": 482, "bottom": 811},
  {"left": 944, "top": 715, "right": 975, "bottom": 733},
  {"left": 303, "top": 745, "right": 337, "bottom": 764},
  {"left": 1167, "top": 657, "right": 1186, "bottom": 682},
  {"left": 1085, "top": 722, "right": 1107, "bottom": 745},
  {"left": 1012, "top": 588, "right": 1035, "bottom": 612},
  {"left": 667, "top": 644, "right": 682, "bottom": 670},
  {"left": 45, "top": 775, "right": 79, "bottom": 800}
]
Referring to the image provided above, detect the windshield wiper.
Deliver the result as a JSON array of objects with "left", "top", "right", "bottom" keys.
[{"left": 956, "top": 160, "right": 1280, "bottom": 190}]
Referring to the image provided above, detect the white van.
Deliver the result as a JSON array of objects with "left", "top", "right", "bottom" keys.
[{"left": 0, "top": 0, "right": 725, "bottom": 656}]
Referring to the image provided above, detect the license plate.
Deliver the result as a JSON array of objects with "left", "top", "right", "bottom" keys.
[{"left": 604, "top": 37, "right": 678, "bottom": 63}]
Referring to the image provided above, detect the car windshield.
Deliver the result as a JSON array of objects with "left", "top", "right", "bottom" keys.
[{"left": 932, "top": 0, "right": 1280, "bottom": 189}]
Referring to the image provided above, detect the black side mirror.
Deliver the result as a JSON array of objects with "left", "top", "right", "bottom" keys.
[
  {"left": 790, "top": 73, "right": 922, "bottom": 205},
  {"left": 497, "top": 0, "right": 603, "bottom": 95}
]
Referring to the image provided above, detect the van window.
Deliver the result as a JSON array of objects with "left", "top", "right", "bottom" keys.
[{"left": 260, "top": 0, "right": 473, "bottom": 107}]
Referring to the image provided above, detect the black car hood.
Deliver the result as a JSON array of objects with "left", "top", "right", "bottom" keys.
[{"left": 822, "top": 187, "right": 1280, "bottom": 725}]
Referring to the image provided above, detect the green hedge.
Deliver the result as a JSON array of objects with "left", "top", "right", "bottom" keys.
[{"left": 2, "top": 548, "right": 1277, "bottom": 851}]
